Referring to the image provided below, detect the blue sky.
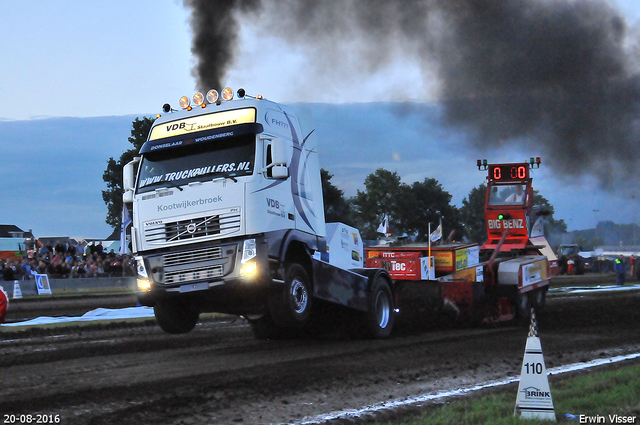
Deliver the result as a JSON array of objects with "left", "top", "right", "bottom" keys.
[{"left": 1, "top": 1, "right": 640, "bottom": 238}]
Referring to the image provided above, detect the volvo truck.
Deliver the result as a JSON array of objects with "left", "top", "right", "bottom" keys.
[{"left": 123, "top": 88, "right": 394, "bottom": 339}]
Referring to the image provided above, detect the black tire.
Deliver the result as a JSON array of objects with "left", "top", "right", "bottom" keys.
[
  {"left": 362, "top": 276, "right": 395, "bottom": 339},
  {"left": 268, "top": 263, "right": 312, "bottom": 328},
  {"left": 529, "top": 287, "right": 547, "bottom": 309},
  {"left": 153, "top": 298, "right": 199, "bottom": 334}
]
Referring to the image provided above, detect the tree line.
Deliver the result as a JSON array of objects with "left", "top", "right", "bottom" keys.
[
  {"left": 102, "top": 117, "right": 566, "bottom": 244},
  {"left": 322, "top": 169, "right": 566, "bottom": 243}
]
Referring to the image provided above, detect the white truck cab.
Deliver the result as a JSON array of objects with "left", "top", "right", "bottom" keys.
[{"left": 124, "top": 88, "right": 394, "bottom": 338}]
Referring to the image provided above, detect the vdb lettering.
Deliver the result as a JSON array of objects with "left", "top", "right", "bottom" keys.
[
  {"left": 166, "top": 122, "right": 187, "bottom": 132},
  {"left": 488, "top": 219, "right": 524, "bottom": 229},
  {"left": 266, "top": 198, "right": 280, "bottom": 209}
]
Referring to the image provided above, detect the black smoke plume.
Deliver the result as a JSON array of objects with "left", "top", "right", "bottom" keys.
[
  {"left": 184, "top": 0, "right": 640, "bottom": 188},
  {"left": 183, "top": 0, "right": 261, "bottom": 92}
]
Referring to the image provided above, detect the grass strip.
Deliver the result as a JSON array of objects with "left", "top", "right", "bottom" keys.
[{"left": 373, "top": 362, "right": 640, "bottom": 425}]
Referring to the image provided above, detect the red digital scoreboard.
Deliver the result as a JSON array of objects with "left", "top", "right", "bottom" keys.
[{"left": 488, "top": 164, "right": 529, "bottom": 182}]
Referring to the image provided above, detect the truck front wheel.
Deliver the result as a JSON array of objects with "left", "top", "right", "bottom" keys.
[
  {"left": 268, "top": 263, "right": 312, "bottom": 328},
  {"left": 363, "top": 276, "right": 395, "bottom": 339},
  {"left": 154, "top": 298, "right": 199, "bottom": 334}
]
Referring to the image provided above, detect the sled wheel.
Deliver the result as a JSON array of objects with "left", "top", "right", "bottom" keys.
[
  {"left": 516, "top": 292, "right": 531, "bottom": 325},
  {"left": 529, "top": 288, "right": 547, "bottom": 309},
  {"left": 154, "top": 298, "right": 199, "bottom": 334},
  {"left": 268, "top": 263, "right": 312, "bottom": 328}
]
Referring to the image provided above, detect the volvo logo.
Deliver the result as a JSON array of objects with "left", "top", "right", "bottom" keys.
[{"left": 186, "top": 223, "right": 197, "bottom": 234}]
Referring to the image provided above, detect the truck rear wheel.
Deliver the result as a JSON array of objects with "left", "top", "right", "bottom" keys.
[
  {"left": 362, "top": 276, "right": 395, "bottom": 339},
  {"left": 268, "top": 263, "right": 312, "bottom": 328},
  {"left": 154, "top": 298, "right": 199, "bottom": 334}
]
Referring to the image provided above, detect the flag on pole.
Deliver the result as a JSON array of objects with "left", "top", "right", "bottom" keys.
[
  {"left": 377, "top": 214, "right": 389, "bottom": 235},
  {"left": 429, "top": 224, "right": 442, "bottom": 242},
  {"left": 120, "top": 205, "right": 132, "bottom": 255}
]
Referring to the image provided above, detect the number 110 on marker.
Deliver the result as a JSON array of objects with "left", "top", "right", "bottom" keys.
[{"left": 524, "top": 362, "right": 543, "bottom": 374}]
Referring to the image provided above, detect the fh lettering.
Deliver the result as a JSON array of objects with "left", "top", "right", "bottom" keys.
[{"left": 270, "top": 118, "right": 289, "bottom": 128}]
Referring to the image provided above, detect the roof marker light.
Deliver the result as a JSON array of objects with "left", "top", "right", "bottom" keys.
[
  {"left": 179, "top": 96, "right": 190, "bottom": 109},
  {"left": 222, "top": 87, "right": 234, "bottom": 101},
  {"left": 206, "top": 89, "right": 219, "bottom": 103},
  {"left": 193, "top": 92, "right": 204, "bottom": 106}
]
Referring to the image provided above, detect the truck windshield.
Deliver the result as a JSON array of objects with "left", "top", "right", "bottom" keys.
[
  {"left": 559, "top": 246, "right": 577, "bottom": 256},
  {"left": 137, "top": 134, "right": 255, "bottom": 194},
  {"left": 488, "top": 183, "right": 526, "bottom": 206}
]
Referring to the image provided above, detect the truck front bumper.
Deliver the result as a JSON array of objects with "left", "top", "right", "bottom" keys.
[{"left": 135, "top": 237, "right": 277, "bottom": 315}]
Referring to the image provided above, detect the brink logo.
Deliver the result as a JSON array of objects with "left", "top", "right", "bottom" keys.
[{"left": 521, "top": 386, "right": 551, "bottom": 399}]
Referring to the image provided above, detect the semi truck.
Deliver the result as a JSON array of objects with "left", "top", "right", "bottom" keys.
[
  {"left": 123, "top": 88, "right": 395, "bottom": 339},
  {"left": 124, "top": 88, "right": 553, "bottom": 339}
]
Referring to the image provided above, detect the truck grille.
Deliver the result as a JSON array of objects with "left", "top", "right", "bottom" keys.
[
  {"left": 145, "top": 211, "right": 241, "bottom": 244},
  {"left": 164, "top": 264, "right": 224, "bottom": 284},
  {"left": 160, "top": 246, "right": 230, "bottom": 285},
  {"left": 163, "top": 246, "right": 222, "bottom": 267}
]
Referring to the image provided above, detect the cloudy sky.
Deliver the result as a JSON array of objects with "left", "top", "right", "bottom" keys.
[{"left": 1, "top": 0, "right": 640, "bottom": 239}]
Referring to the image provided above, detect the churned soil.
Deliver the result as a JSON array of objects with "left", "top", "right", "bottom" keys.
[{"left": 1, "top": 277, "right": 639, "bottom": 425}]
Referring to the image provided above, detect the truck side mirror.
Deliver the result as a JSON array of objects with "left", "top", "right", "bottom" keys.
[
  {"left": 122, "top": 157, "right": 140, "bottom": 203},
  {"left": 269, "top": 138, "right": 290, "bottom": 180}
]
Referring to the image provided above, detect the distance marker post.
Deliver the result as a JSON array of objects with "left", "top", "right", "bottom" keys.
[{"left": 514, "top": 308, "right": 556, "bottom": 421}]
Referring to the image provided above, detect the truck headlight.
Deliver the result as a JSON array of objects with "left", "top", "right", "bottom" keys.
[
  {"left": 240, "top": 239, "right": 257, "bottom": 277},
  {"left": 134, "top": 256, "right": 151, "bottom": 290},
  {"left": 241, "top": 239, "right": 257, "bottom": 264},
  {"left": 134, "top": 256, "right": 148, "bottom": 278},
  {"left": 137, "top": 279, "right": 151, "bottom": 291},
  {"left": 240, "top": 260, "right": 257, "bottom": 277}
]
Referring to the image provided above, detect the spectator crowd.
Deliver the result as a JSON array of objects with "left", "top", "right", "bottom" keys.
[{"left": 1, "top": 239, "right": 136, "bottom": 281}]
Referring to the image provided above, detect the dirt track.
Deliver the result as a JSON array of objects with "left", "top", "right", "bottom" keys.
[{"left": 1, "top": 279, "right": 640, "bottom": 424}]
